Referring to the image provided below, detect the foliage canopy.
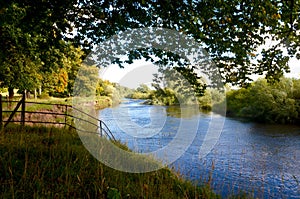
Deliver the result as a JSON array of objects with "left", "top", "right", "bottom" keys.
[{"left": 0, "top": 0, "right": 299, "bottom": 92}]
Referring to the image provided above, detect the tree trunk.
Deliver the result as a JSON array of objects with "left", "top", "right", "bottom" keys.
[
  {"left": 34, "top": 89, "right": 37, "bottom": 99},
  {"left": 8, "top": 87, "right": 14, "bottom": 100},
  {"left": 8, "top": 87, "right": 14, "bottom": 109}
]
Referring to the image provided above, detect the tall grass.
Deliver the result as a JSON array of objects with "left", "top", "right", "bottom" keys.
[{"left": 0, "top": 125, "right": 220, "bottom": 198}]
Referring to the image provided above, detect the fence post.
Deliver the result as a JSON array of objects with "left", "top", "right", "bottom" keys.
[
  {"left": 0, "top": 94, "right": 2, "bottom": 130},
  {"left": 21, "top": 93, "right": 25, "bottom": 126}
]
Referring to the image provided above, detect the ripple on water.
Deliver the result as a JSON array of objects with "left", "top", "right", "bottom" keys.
[{"left": 98, "top": 99, "right": 300, "bottom": 198}]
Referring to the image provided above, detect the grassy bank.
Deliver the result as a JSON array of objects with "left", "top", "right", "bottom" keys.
[
  {"left": 0, "top": 125, "right": 219, "bottom": 199},
  {"left": 0, "top": 95, "right": 113, "bottom": 113}
]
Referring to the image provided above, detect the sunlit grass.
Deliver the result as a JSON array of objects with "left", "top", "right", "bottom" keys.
[
  {"left": 0, "top": 125, "right": 222, "bottom": 199},
  {"left": 27, "top": 96, "right": 72, "bottom": 105}
]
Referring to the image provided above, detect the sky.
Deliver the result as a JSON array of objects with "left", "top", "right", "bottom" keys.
[
  {"left": 99, "top": 57, "right": 299, "bottom": 89},
  {"left": 286, "top": 57, "right": 300, "bottom": 78},
  {"left": 99, "top": 59, "right": 159, "bottom": 89}
]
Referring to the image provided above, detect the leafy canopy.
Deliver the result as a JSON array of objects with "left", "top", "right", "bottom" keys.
[
  {"left": 0, "top": 0, "right": 299, "bottom": 91},
  {"left": 71, "top": 0, "right": 300, "bottom": 85}
]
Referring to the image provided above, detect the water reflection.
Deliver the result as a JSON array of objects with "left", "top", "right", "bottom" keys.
[
  {"left": 98, "top": 99, "right": 300, "bottom": 198},
  {"left": 166, "top": 105, "right": 210, "bottom": 118}
]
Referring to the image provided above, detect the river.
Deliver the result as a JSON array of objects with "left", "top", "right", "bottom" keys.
[{"left": 98, "top": 98, "right": 300, "bottom": 198}]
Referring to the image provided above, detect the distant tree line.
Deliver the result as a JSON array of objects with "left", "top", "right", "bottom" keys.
[
  {"left": 129, "top": 83, "right": 224, "bottom": 111},
  {"left": 129, "top": 77, "right": 300, "bottom": 124},
  {"left": 225, "top": 77, "right": 300, "bottom": 124}
]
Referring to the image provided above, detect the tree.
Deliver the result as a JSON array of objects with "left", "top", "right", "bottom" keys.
[
  {"left": 41, "top": 44, "right": 84, "bottom": 96},
  {"left": 226, "top": 78, "right": 300, "bottom": 123},
  {"left": 0, "top": 1, "right": 80, "bottom": 98},
  {"left": 73, "top": 64, "right": 99, "bottom": 96},
  {"left": 0, "top": 2, "right": 85, "bottom": 98},
  {"left": 151, "top": 67, "right": 204, "bottom": 105},
  {"left": 136, "top": 84, "right": 151, "bottom": 94},
  {"left": 1, "top": 0, "right": 299, "bottom": 91},
  {"left": 73, "top": 0, "right": 299, "bottom": 86},
  {"left": 96, "top": 79, "right": 116, "bottom": 97},
  {"left": 129, "top": 84, "right": 152, "bottom": 100},
  {"left": 0, "top": 3, "right": 44, "bottom": 98}
]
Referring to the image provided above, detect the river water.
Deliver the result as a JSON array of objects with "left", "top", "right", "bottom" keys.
[{"left": 98, "top": 98, "right": 300, "bottom": 198}]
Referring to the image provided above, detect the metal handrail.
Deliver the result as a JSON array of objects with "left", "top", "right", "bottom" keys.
[{"left": 0, "top": 100, "right": 116, "bottom": 141}]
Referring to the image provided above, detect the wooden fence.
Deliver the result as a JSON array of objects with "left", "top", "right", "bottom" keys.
[{"left": 0, "top": 94, "right": 116, "bottom": 141}]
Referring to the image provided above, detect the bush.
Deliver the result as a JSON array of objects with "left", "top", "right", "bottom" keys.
[
  {"left": 225, "top": 78, "right": 300, "bottom": 124},
  {"left": 38, "top": 92, "right": 50, "bottom": 99},
  {"left": 95, "top": 96, "right": 113, "bottom": 109}
]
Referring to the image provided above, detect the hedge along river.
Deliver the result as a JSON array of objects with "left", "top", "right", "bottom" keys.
[{"left": 98, "top": 98, "right": 300, "bottom": 198}]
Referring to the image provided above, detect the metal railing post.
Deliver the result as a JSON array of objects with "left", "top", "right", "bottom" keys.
[{"left": 99, "top": 120, "right": 103, "bottom": 137}]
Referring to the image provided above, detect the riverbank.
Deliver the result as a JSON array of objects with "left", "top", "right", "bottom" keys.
[{"left": 0, "top": 125, "right": 221, "bottom": 198}]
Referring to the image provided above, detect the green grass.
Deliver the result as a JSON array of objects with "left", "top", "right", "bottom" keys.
[
  {"left": 0, "top": 89, "right": 21, "bottom": 98},
  {"left": 1, "top": 97, "right": 71, "bottom": 111},
  {"left": 1, "top": 95, "right": 111, "bottom": 113},
  {"left": 27, "top": 97, "right": 72, "bottom": 105},
  {"left": 0, "top": 125, "right": 220, "bottom": 199}
]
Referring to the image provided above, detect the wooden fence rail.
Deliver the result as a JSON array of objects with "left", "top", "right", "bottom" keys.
[{"left": 0, "top": 94, "right": 116, "bottom": 141}]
